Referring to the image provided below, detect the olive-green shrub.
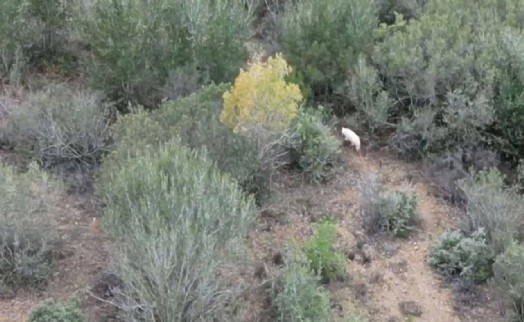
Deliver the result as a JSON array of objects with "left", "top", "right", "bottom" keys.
[
  {"left": 95, "top": 140, "right": 256, "bottom": 321},
  {"left": 104, "top": 84, "right": 267, "bottom": 202},
  {"left": 378, "top": 191, "right": 418, "bottom": 238},
  {"left": 374, "top": 0, "right": 524, "bottom": 158},
  {"left": 75, "top": 0, "right": 254, "bottom": 108},
  {"left": 0, "top": 0, "right": 34, "bottom": 83},
  {"left": 359, "top": 175, "right": 419, "bottom": 238},
  {"left": 287, "top": 107, "right": 342, "bottom": 183},
  {"left": 2, "top": 83, "right": 112, "bottom": 173},
  {"left": 273, "top": 250, "right": 332, "bottom": 322},
  {"left": 375, "top": 0, "right": 427, "bottom": 24},
  {"left": 29, "top": 299, "right": 85, "bottom": 322},
  {"left": 0, "top": 163, "right": 60, "bottom": 295},
  {"left": 280, "top": 0, "right": 378, "bottom": 102},
  {"left": 428, "top": 229, "right": 494, "bottom": 283},
  {"left": 343, "top": 55, "right": 392, "bottom": 133},
  {"left": 303, "top": 220, "right": 347, "bottom": 283},
  {"left": 493, "top": 241, "right": 524, "bottom": 321},
  {"left": 517, "top": 161, "right": 524, "bottom": 190},
  {"left": 0, "top": 0, "right": 70, "bottom": 83},
  {"left": 458, "top": 168, "right": 524, "bottom": 253}
]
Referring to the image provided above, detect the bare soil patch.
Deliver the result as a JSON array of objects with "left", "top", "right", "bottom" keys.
[
  {"left": 0, "top": 143, "right": 506, "bottom": 322},
  {"left": 246, "top": 146, "right": 505, "bottom": 322}
]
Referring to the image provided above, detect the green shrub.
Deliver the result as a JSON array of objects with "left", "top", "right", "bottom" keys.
[
  {"left": 288, "top": 107, "right": 342, "bottom": 183},
  {"left": 377, "top": 191, "right": 418, "bottom": 238},
  {"left": 273, "top": 250, "right": 332, "bottom": 322},
  {"left": 25, "top": 0, "right": 74, "bottom": 70},
  {"left": 343, "top": 55, "right": 392, "bottom": 133},
  {"left": 219, "top": 54, "right": 302, "bottom": 190},
  {"left": 375, "top": 0, "right": 427, "bottom": 24},
  {"left": 75, "top": 0, "right": 253, "bottom": 108},
  {"left": 303, "top": 219, "right": 346, "bottom": 283},
  {"left": 29, "top": 299, "right": 85, "bottom": 322},
  {"left": 458, "top": 168, "right": 524, "bottom": 253},
  {"left": 428, "top": 229, "right": 494, "bottom": 283},
  {"left": 517, "top": 161, "right": 524, "bottom": 190},
  {"left": 0, "top": 162, "right": 60, "bottom": 295},
  {"left": 280, "top": 0, "right": 378, "bottom": 102},
  {"left": 95, "top": 140, "right": 256, "bottom": 321},
  {"left": 492, "top": 241, "right": 524, "bottom": 321},
  {"left": 388, "top": 107, "right": 444, "bottom": 158},
  {"left": 495, "top": 53, "right": 524, "bottom": 159},
  {"left": 0, "top": 0, "right": 34, "bottom": 83},
  {"left": 2, "top": 83, "right": 112, "bottom": 170},
  {"left": 359, "top": 176, "right": 418, "bottom": 238},
  {"left": 104, "top": 83, "right": 267, "bottom": 202},
  {"left": 373, "top": 0, "right": 524, "bottom": 158},
  {"left": 0, "top": 0, "right": 70, "bottom": 83},
  {"left": 286, "top": 69, "right": 314, "bottom": 103}
]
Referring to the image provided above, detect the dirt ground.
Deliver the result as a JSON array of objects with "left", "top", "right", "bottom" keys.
[
  {"left": 244, "top": 144, "right": 506, "bottom": 322},
  {"left": 0, "top": 139, "right": 506, "bottom": 322}
]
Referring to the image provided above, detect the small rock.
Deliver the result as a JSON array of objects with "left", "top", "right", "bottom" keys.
[{"left": 399, "top": 300, "right": 423, "bottom": 317}]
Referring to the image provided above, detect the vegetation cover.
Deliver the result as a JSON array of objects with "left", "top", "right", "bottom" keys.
[{"left": 1, "top": 0, "right": 524, "bottom": 320}]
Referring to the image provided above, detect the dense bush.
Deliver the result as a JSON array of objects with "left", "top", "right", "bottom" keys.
[
  {"left": 2, "top": 83, "right": 112, "bottom": 170},
  {"left": 493, "top": 242, "right": 524, "bottom": 321},
  {"left": 375, "top": 0, "right": 427, "bottom": 24},
  {"left": 221, "top": 54, "right": 301, "bottom": 135},
  {"left": 378, "top": 191, "right": 418, "bottom": 238},
  {"left": 303, "top": 220, "right": 346, "bottom": 283},
  {"left": 221, "top": 54, "right": 302, "bottom": 184},
  {"left": 287, "top": 107, "right": 342, "bottom": 183},
  {"left": 95, "top": 140, "right": 256, "bottom": 321},
  {"left": 279, "top": 0, "right": 378, "bottom": 102},
  {"left": 517, "top": 161, "right": 524, "bottom": 190},
  {"left": 458, "top": 168, "right": 524, "bottom": 253},
  {"left": 374, "top": 1, "right": 496, "bottom": 152},
  {"left": 424, "top": 146, "right": 500, "bottom": 205},
  {"left": 25, "top": 0, "right": 75, "bottom": 71},
  {"left": 343, "top": 55, "right": 392, "bottom": 133},
  {"left": 374, "top": 0, "right": 524, "bottom": 158},
  {"left": 0, "top": 162, "right": 60, "bottom": 295},
  {"left": 428, "top": 229, "right": 494, "bottom": 283},
  {"left": 0, "top": 0, "right": 70, "bottom": 83},
  {"left": 425, "top": 151, "right": 468, "bottom": 204},
  {"left": 272, "top": 250, "right": 332, "bottom": 322},
  {"left": 76, "top": 0, "right": 254, "bottom": 108},
  {"left": 358, "top": 176, "right": 418, "bottom": 237},
  {"left": 29, "top": 299, "right": 85, "bottom": 322},
  {"left": 104, "top": 83, "right": 268, "bottom": 202},
  {"left": 0, "top": 0, "right": 34, "bottom": 83}
]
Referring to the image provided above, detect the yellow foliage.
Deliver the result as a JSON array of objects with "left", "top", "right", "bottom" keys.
[{"left": 220, "top": 54, "right": 302, "bottom": 135}]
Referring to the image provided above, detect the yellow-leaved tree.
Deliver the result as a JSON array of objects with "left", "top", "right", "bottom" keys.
[
  {"left": 220, "top": 54, "right": 303, "bottom": 188},
  {"left": 220, "top": 54, "right": 302, "bottom": 137}
]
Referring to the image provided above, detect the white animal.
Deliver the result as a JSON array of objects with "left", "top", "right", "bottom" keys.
[{"left": 341, "top": 127, "right": 361, "bottom": 151}]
